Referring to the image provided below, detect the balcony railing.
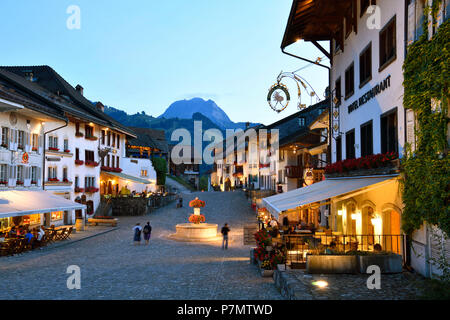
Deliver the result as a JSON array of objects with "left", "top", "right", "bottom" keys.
[{"left": 285, "top": 165, "right": 303, "bottom": 178}]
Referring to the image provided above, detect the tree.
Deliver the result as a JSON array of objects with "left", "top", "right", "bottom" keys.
[{"left": 151, "top": 157, "right": 168, "bottom": 186}]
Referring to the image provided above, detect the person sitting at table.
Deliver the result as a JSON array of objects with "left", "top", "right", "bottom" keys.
[
  {"left": 287, "top": 226, "right": 296, "bottom": 235},
  {"left": 35, "top": 226, "right": 45, "bottom": 248},
  {"left": 324, "top": 241, "right": 337, "bottom": 254},
  {"left": 24, "top": 229, "right": 34, "bottom": 243},
  {"left": 8, "top": 226, "right": 17, "bottom": 238},
  {"left": 269, "top": 218, "right": 278, "bottom": 229}
]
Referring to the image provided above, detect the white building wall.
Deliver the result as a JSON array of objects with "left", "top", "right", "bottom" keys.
[{"left": 331, "top": 0, "right": 405, "bottom": 162}]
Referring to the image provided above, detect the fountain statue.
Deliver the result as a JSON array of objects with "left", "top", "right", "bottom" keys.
[{"left": 169, "top": 197, "right": 221, "bottom": 242}]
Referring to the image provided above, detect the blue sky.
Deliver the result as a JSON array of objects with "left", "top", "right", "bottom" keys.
[{"left": 0, "top": 0, "right": 329, "bottom": 125}]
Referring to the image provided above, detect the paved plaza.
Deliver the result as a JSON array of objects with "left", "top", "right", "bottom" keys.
[
  {"left": 0, "top": 190, "right": 430, "bottom": 300},
  {"left": 0, "top": 191, "right": 283, "bottom": 300}
]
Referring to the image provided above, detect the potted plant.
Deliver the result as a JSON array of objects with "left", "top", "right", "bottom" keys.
[
  {"left": 75, "top": 159, "right": 84, "bottom": 165},
  {"left": 189, "top": 197, "right": 205, "bottom": 215},
  {"left": 260, "top": 259, "right": 274, "bottom": 277},
  {"left": 188, "top": 214, "right": 206, "bottom": 224}
]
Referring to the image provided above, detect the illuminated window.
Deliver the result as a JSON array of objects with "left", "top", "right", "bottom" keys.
[{"left": 51, "top": 211, "right": 63, "bottom": 221}]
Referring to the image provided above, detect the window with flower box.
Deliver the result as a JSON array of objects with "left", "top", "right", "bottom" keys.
[
  {"left": 63, "top": 167, "right": 68, "bottom": 182},
  {"left": 75, "top": 123, "right": 83, "bottom": 137},
  {"left": 360, "top": 120, "right": 373, "bottom": 157},
  {"left": 31, "top": 166, "right": 38, "bottom": 184},
  {"left": 16, "top": 165, "right": 24, "bottom": 184},
  {"left": 31, "top": 133, "right": 38, "bottom": 152},
  {"left": 48, "top": 136, "right": 58, "bottom": 151},
  {"left": 17, "top": 130, "right": 25, "bottom": 150},
  {"left": 345, "top": 129, "right": 355, "bottom": 160},
  {"left": 47, "top": 167, "right": 58, "bottom": 181},
  {"left": 0, "top": 164, "right": 8, "bottom": 184},
  {"left": 63, "top": 139, "right": 69, "bottom": 153},
  {"left": 85, "top": 125, "right": 93, "bottom": 138},
  {"left": 381, "top": 108, "right": 398, "bottom": 154}
]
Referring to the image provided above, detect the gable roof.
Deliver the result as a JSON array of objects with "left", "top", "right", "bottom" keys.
[
  {"left": 0, "top": 78, "right": 66, "bottom": 121},
  {"left": 0, "top": 66, "right": 136, "bottom": 137},
  {"left": 127, "top": 127, "right": 169, "bottom": 154},
  {"left": 263, "top": 99, "right": 329, "bottom": 147}
]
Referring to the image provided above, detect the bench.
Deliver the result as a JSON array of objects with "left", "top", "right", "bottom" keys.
[{"left": 88, "top": 218, "right": 118, "bottom": 227}]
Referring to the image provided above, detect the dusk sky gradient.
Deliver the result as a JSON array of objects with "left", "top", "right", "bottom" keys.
[{"left": 0, "top": 0, "right": 329, "bottom": 126}]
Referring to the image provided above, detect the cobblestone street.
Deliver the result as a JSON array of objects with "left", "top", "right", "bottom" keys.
[{"left": 0, "top": 191, "right": 283, "bottom": 300}]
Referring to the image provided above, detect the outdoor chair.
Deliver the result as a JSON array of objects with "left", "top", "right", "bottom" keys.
[
  {"left": 0, "top": 240, "right": 15, "bottom": 256},
  {"left": 48, "top": 229, "right": 58, "bottom": 243},
  {"left": 60, "top": 227, "right": 73, "bottom": 240},
  {"left": 55, "top": 228, "right": 67, "bottom": 241},
  {"left": 13, "top": 239, "right": 27, "bottom": 254}
]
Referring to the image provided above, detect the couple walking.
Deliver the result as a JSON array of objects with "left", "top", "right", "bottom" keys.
[{"left": 133, "top": 222, "right": 152, "bottom": 245}]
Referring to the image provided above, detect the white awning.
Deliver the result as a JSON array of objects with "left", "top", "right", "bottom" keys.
[
  {"left": 103, "top": 171, "right": 154, "bottom": 185},
  {"left": 0, "top": 190, "right": 86, "bottom": 218},
  {"left": 262, "top": 175, "right": 398, "bottom": 219}
]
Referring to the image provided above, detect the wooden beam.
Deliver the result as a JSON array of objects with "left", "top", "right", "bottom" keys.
[{"left": 311, "top": 40, "right": 331, "bottom": 59}]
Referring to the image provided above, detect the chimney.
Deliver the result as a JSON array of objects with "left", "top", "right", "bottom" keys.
[
  {"left": 75, "top": 84, "right": 84, "bottom": 96},
  {"left": 96, "top": 102, "right": 105, "bottom": 112},
  {"left": 245, "top": 122, "right": 250, "bottom": 129}
]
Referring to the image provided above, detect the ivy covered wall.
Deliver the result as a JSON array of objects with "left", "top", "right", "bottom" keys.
[{"left": 401, "top": 2, "right": 449, "bottom": 236}]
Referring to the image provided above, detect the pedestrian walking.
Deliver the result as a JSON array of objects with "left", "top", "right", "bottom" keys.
[
  {"left": 133, "top": 223, "right": 143, "bottom": 245},
  {"left": 221, "top": 223, "right": 230, "bottom": 250},
  {"left": 143, "top": 221, "right": 152, "bottom": 245}
]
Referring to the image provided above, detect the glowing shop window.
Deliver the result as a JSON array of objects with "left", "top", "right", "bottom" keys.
[
  {"left": 23, "top": 214, "right": 41, "bottom": 225},
  {"left": 51, "top": 211, "right": 63, "bottom": 221}
]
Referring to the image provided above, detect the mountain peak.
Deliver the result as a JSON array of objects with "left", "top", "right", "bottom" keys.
[{"left": 158, "top": 97, "right": 234, "bottom": 129}]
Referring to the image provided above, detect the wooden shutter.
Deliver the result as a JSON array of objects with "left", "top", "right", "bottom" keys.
[
  {"left": 38, "top": 135, "right": 43, "bottom": 154},
  {"left": 37, "top": 166, "right": 42, "bottom": 185}
]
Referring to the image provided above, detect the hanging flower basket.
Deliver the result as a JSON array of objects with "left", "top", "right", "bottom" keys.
[
  {"left": 75, "top": 160, "right": 84, "bottom": 165},
  {"left": 48, "top": 147, "right": 59, "bottom": 151},
  {"left": 75, "top": 187, "right": 84, "bottom": 193},
  {"left": 188, "top": 214, "right": 205, "bottom": 224},
  {"left": 189, "top": 197, "right": 205, "bottom": 208}
]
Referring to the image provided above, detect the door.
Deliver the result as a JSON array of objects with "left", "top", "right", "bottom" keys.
[{"left": 390, "top": 210, "right": 401, "bottom": 254}]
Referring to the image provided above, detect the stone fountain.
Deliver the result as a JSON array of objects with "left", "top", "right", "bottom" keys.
[{"left": 169, "top": 197, "right": 221, "bottom": 242}]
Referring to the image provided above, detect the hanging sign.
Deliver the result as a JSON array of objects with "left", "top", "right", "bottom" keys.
[
  {"left": 267, "top": 83, "right": 290, "bottom": 113},
  {"left": 22, "top": 152, "right": 29, "bottom": 164}
]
